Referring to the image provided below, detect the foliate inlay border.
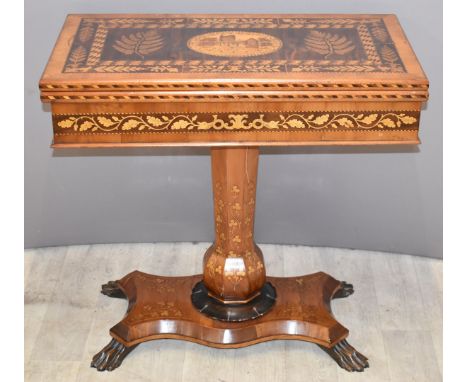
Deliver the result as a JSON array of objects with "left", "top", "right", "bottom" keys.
[
  {"left": 62, "top": 17, "right": 405, "bottom": 73},
  {"left": 53, "top": 111, "right": 419, "bottom": 134}
]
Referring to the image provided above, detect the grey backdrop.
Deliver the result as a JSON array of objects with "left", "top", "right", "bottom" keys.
[{"left": 25, "top": 0, "right": 442, "bottom": 258}]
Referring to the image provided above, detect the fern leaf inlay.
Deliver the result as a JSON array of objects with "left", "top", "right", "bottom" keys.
[
  {"left": 380, "top": 45, "right": 400, "bottom": 64},
  {"left": 371, "top": 26, "right": 389, "bottom": 43},
  {"left": 68, "top": 46, "right": 87, "bottom": 66},
  {"left": 305, "top": 31, "right": 355, "bottom": 58},
  {"left": 112, "top": 30, "right": 164, "bottom": 59},
  {"left": 78, "top": 24, "right": 95, "bottom": 43}
]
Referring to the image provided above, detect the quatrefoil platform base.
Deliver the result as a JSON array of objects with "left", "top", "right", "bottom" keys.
[{"left": 91, "top": 270, "right": 368, "bottom": 372}]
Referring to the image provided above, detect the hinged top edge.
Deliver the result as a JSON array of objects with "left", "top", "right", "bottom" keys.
[{"left": 39, "top": 13, "right": 429, "bottom": 100}]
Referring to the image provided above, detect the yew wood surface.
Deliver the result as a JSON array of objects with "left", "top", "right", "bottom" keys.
[
  {"left": 110, "top": 271, "right": 348, "bottom": 348},
  {"left": 40, "top": 14, "right": 427, "bottom": 88},
  {"left": 50, "top": 100, "right": 422, "bottom": 147},
  {"left": 203, "top": 148, "right": 265, "bottom": 302},
  {"left": 40, "top": 14, "right": 428, "bottom": 147}
]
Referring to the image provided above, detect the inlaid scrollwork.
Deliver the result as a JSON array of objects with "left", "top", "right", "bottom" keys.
[{"left": 55, "top": 112, "right": 418, "bottom": 134}]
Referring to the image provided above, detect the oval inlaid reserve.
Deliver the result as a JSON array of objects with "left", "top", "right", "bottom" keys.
[{"left": 187, "top": 31, "right": 282, "bottom": 57}]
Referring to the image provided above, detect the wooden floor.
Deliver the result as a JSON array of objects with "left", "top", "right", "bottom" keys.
[{"left": 25, "top": 243, "right": 442, "bottom": 382}]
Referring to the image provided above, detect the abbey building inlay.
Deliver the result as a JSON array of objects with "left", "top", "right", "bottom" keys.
[
  {"left": 54, "top": 111, "right": 419, "bottom": 134},
  {"left": 187, "top": 31, "right": 283, "bottom": 57},
  {"left": 63, "top": 16, "right": 405, "bottom": 73}
]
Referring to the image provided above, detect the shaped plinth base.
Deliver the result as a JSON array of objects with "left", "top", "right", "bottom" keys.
[{"left": 92, "top": 271, "right": 367, "bottom": 372}]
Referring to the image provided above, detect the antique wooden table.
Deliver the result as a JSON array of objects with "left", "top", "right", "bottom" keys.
[{"left": 40, "top": 14, "right": 428, "bottom": 373}]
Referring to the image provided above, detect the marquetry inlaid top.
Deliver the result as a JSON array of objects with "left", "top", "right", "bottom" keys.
[
  {"left": 40, "top": 14, "right": 427, "bottom": 95},
  {"left": 39, "top": 14, "right": 428, "bottom": 148}
]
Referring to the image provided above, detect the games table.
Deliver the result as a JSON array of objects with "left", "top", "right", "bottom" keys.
[{"left": 40, "top": 14, "right": 428, "bottom": 372}]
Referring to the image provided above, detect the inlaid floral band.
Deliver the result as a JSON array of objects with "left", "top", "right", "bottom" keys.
[{"left": 53, "top": 111, "right": 419, "bottom": 134}]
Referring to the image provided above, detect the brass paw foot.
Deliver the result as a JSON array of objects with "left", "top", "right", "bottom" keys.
[
  {"left": 101, "top": 280, "right": 126, "bottom": 299},
  {"left": 91, "top": 338, "right": 137, "bottom": 371},
  {"left": 333, "top": 281, "right": 354, "bottom": 299},
  {"left": 320, "top": 339, "right": 369, "bottom": 372}
]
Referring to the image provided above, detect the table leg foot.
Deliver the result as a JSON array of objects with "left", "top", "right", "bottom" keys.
[
  {"left": 320, "top": 339, "right": 369, "bottom": 372},
  {"left": 101, "top": 280, "right": 126, "bottom": 299},
  {"left": 91, "top": 337, "right": 137, "bottom": 372},
  {"left": 333, "top": 281, "right": 354, "bottom": 299}
]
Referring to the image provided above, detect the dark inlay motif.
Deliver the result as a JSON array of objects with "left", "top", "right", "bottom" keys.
[{"left": 63, "top": 17, "right": 405, "bottom": 73}]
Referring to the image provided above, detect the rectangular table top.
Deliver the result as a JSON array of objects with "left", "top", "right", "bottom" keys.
[{"left": 40, "top": 14, "right": 429, "bottom": 148}]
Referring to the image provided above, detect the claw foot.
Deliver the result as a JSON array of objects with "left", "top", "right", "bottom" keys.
[
  {"left": 333, "top": 281, "right": 354, "bottom": 299},
  {"left": 91, "top": 338, "right": 137, "bottom": 371},
  {"left": 101, "top": 280, "right": 126, "bottom": 299},
  {"left": 320, "top": 339, "right": 369, "bottom": 372}
]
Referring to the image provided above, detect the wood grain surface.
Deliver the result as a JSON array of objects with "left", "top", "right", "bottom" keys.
[
  {"left": 40, "top": 14, "right": 427, "bottom": 86},
  {"left": 108, "top": 271, "right": 348, "bottom": 348},
  {"left": 39, "top": 14, "right": 428, "bottom": 147}
]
